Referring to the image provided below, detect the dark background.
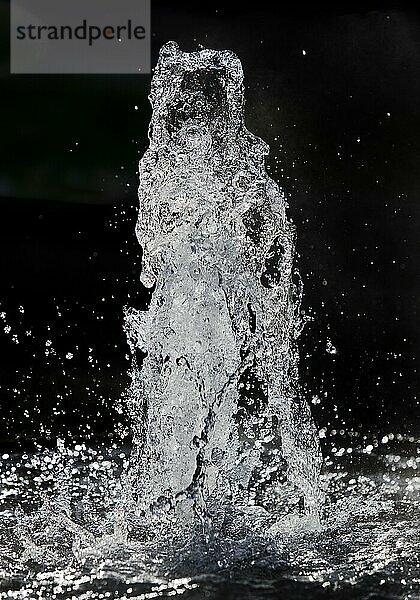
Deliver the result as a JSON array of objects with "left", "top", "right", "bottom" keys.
[{"left": 0, "top": 1, "right": 419, "bottom": 447}]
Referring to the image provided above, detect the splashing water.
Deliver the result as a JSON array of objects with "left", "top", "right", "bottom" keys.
[
  {"left": 123, "top": 41, "right": 322, "bottom": 538},
  {"left": 0, "top": 43, "right": 419, "bottom": 600}
]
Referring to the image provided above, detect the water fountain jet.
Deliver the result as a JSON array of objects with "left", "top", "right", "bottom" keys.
[{"left": 124, "top": 41, "right": 323, "bottom": 535}]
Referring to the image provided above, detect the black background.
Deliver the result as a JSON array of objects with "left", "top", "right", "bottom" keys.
[{"left": 0, "top": 1, "right": 419, "bottom": 447}]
